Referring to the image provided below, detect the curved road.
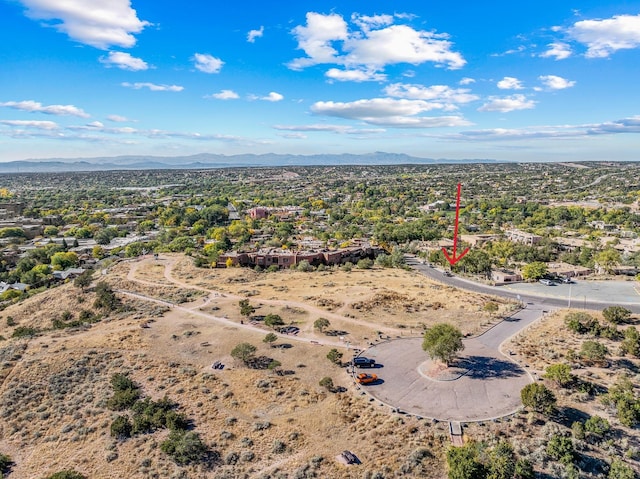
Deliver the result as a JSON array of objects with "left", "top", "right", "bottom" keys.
[{"left": 356, "top": 256, "right": 639, "bottom": 421}]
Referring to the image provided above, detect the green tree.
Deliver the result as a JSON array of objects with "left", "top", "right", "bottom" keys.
[
  {"left": 160, "top": 430, "right": 209, "bottom": 465},
  {"left": 110, "top": 415, "right": 133, "bottom": 439},
  {"left": 580, "top": 340, "right": 608, "bottom": 363},
  {"left": 422, "top": 323, "right": 464, "bottom": 366},
  {"left": 264, "top": 314, "right": 284, "bottom": 328},
  {"left": 50, "top": 251, "right": 79, "bottom": 270},
  {"left": 584, "top": 415, "right": 610, "bottom": 438},
  {"left": 327, "top": 348, "right": 343, "bottom": 365},
  {"left": 602, "top": 306, "right": 632, "bottom": 325},
  {"left": 514, "top": 459, "right": 535, "bottom": 479},
  {"left": 230, "top": 342, "right": 257, "bottom": 363},
  {"left": 93, "top": 281, "right": 119, "bottom": 312},
  {"left": 319, "top": 376, "right": 334, "bottom": 391},
  {"left": 521, "top": 261, "right": 548, "bottom": 280},
  {"left": 544, "top": 363, "right": 573, "bottom": 387},
  {"left": 446, "top": 444, "right": 485, "bottom": 479},
  {"left": 73, "top": 269, "right": 93, "bottom": 292},
  {"left": 620, "top": 327, "right": 640, "bottom": 357},
  {"left": 521, "top": 383, "right": 556, "bottom": 415},
  {"left": 314, "top": 318, "right": 330, "bottom": 333},
  {"left": 487, "top": 441, "right": 516, "bottom": 479},
  {"left": 595, "top": 248, "right": 621, "bottom": 274},
  {"left": 546, "top": 434, "right": 574, "bottom": 465},
  {"left": 238, "top": 299, "right": 254, "bottom": 319},
  {"left": 263, "top": 332, "right": 278, "bottom": 346},
  {"left": 608, "top": 459, "right": 635, "bottom": 479}
]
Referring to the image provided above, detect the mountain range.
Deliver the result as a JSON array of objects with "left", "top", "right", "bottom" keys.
[{"left": 0, "top": 152, "right": 501, "bottom": 173}]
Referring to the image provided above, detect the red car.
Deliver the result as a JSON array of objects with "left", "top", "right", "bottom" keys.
[{"left": 356, "top": 373, "right": 378, "bottom": 384}]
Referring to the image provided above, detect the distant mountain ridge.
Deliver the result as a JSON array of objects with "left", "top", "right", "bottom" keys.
[{"left": 0, "top": 152, "right": 501, "bottom": 173}]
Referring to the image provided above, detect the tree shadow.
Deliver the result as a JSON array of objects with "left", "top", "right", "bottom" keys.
[
  {"left": 325, "top": 329, "right": 349, "bottom": 336},
  {"left": 460, "top": 356, "right": 525, "bottom": 379},
  {"left": 555, "top": 406, "right": 591, "bottom": 428}
]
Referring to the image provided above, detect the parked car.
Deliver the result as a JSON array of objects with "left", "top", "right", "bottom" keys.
[
  {"left": 560, "top": 277, "right": 573, "bottom": 283},
  {"left": 356, "top": 373, "right": 378, "bottom": 384},
  {"left": 353, "top": 357, "right": 376, "bottom": 368},
  {"left": 443, "top": 271, "right": 453, "bottom": 277},
  {"left": 539, "top": 279, "right": 553, "bottom": 286}
]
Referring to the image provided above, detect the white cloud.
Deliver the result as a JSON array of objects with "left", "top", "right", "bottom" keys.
[
  {"left": 384, "top": 83, "right": 479, "bottom": 107},
  {"left": 121, "top": 82, "right": 184, "bottom": 92},
  {"left": 288, "top": 12, "right": 465, "bottom": 74},
  {"left": 273, "top": 124, "right": 385, "bottom": 135},
  {"left": 496, "top": 77, "right": 524, "bottom": 90},
  {"left": 540, "top": 42, "right": 572, "bottom": 60},
  {"left": 288, "top": 12, "right": 349, "bottom": 70},
  {"left": 0, "top": 119, "right": 59, "bottom": 130},
  {"left": 0, "top": 100, "right": 90, "bottom": 117},
  {"left": 261, "top": 92, "right": 284, "bottom": 102},
  {"left": 343, "top": 24, "right": 465, "bottom": 70},
  {"left": 538, "top": 75, "right": 576, "bottom": 90},
  {"left": 247, "top": 26, "right": 264, "bottom": 43},
  {"left": 478, "top": 95, "right": 536, "bottom": 112},
  {"left": 206, "top": 90, "right": 240, "bottom": 100},
  {"left": 325, "top": 68, "right": 386, "bottom": 82},
  {"left": 18, "top": 0, "right": 150, "bottom": 49},
  {"left": 278, "top": 132, "right": 307, "bottom": 139},
  {"left": 193, "top": 53, "right": 224, "bottom": 73},
  {"left": 459, "top": 77, "right": 475, "bottom": 85},
  {"left": 438, "top": 116, "right": 640, "bottom": 141},
  {"left": 310, "top": 98, "right": 472, "bottom": 128},
  {"left": 569, "top": 14, "right": 640, "bottom": 58},
  {"left": 99, "top": 51, "right": 148, "bottom": 71},
  {"left": 351, "top": 13, "right": 394, "bottom": 31},
  {"left": 107, "top": 114, "right": 130, "bottom": 122}
]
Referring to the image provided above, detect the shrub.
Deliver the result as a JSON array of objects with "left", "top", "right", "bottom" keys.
[
  {"left": 585, "top": 415, "right": 610, "bottom": 437},
  {"left": 487, "top": 441, "right": 516, "bottom": 479},
  {"left": 326, "top": 349, "right": 343, "bottom": 365},
  {"left": 106, "top": 374, "right": 140, "bottom": 411},
  {"left": 110, "top": 415, "right": 132, "bottom": 439},
  {"left": 571, "top": 421, "right": 585, "bottom": 440},
  {"left": 44, "top": 471, "right": 87, "bottom": 479},
  {"left": 319, "top": 377, "right": 334, "bottom": 391},
  {"left": 544, "top": 363, "right": 573, "bottom": 387},
  {"left": 11, "top": 326, "right": 39, "bottom": 338},
  {"left": 0, "top": 453, "right": 12, "bottom": 477},
  {"left": 546, "top": 434, "right": 574, "bottom": 465},
  {"left": 580, "top": 340, "right": 608, "bottom": 363},
  {"left": 565, "top": 312, "right": 599, "bottom": 335},
  {"left": 93, "top": 281, "right": 120, "bottom": 311},
  {"left": 620, "top": 327, "right": 640, "bottom": 357},
  {"left": 513, "top": 459, "right": 534, "bottom": 479},
  {"left": 160, "top": 430, "right": 208, "bottom": 465},
  {"left": 608, "top": 458, "right": 635, "bottom": 479},
  {"left": 357, "top": 258, "right": 373, "bottom": 269},
  {"left": 263, "top": 333, "right": 278, "bottom": 345},
  {"left": 602, "top": 306, "right": 632, "bottom": 325},
  {"left": 272, "top": 440, "right": 286, "bottom": 454},
  {"left": 446, "top": 443, "right": 485, "bottom": 479},
  {"left": 521, "top": 383, "right": 556, "bottom": 415}
]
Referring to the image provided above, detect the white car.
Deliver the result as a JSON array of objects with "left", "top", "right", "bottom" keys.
[{"left": 539, "top": 279, "right": 553, "bottom": 286}]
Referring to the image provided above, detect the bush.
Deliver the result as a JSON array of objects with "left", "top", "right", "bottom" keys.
[
  {"left": 106, "top": 374, "right": 140, "bottom": 411},
  {"left": 580, "top": 340, "right": 608, "bottom": 363},
  {"left": 161, "top": 430, "right": 208, "bottom": 465},
  {"left": 620, "top": 327, "right": 640, "bottom": 357},
  {"left": 584, "top": 415, "right": 610, "bottom": 437},
  {"left": 357, "top": 258, "right": 374, "bottom": 269},
  {"left": 546, "top": 434, "right": 574, "bottom": 465},
  {"left": 514, "top": 459, "right": 534, "bottom": 479},
  {"left": 44, "top": 471, "right": 87, "bottom": 479},
  {"left": 319, "top": 377, "right": 334, "bottom": 391},
  {"left": 608, "top": 458, "right": 635, "bottom": 479},
  {"left": 326, "top": 349, "right": 343, "bottom": 365},
  {"left": 11, "top": 326, "right": 39, "bottom": 338},
  {"left": 544, "top": 363, "right": 573, "bottom": 387},
  {"left": 446, "top": 443, "right": 485, "bottom": 479},
  {"left": 0, "top": 453, "right": 12, "bottom": 477},
  {"left": 110, "top": 415, "right": 132, "bottom": 439},
  {"left": 521, "top": 383, "right": 556, "bottom": 415},
  {"left": 487, "top": 441, "right": 516, "bottom": 479},
  {"left": 602, "top": 306, "right": 632, "bottom": 325},
  {"left": 93, "top": 281, "right": 120, "bottom": 312},
  {"left": 565, "top": 312, "right": 599, "bottom": 335}
]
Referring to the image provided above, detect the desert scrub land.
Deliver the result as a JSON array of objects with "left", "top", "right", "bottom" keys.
[{"left": 503, "top": 308, "right": 640, "bottom": 477}]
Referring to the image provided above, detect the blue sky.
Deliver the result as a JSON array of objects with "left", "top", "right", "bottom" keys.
[{"left": 1, "top": 0, "right": 639, "bottom": 162}]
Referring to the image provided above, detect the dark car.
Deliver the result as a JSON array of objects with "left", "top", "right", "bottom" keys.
[{"left": 353, "top": 357, "right": 376, "bottom": 367}]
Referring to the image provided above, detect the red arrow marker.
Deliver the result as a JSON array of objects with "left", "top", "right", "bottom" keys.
[{"left": 442, "top": 183, "right": 470, "bottom": 267}]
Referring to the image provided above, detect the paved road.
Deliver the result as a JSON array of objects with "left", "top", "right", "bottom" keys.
[{"left": 405, "top": 256, "right": 640, "bottom": 313}]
